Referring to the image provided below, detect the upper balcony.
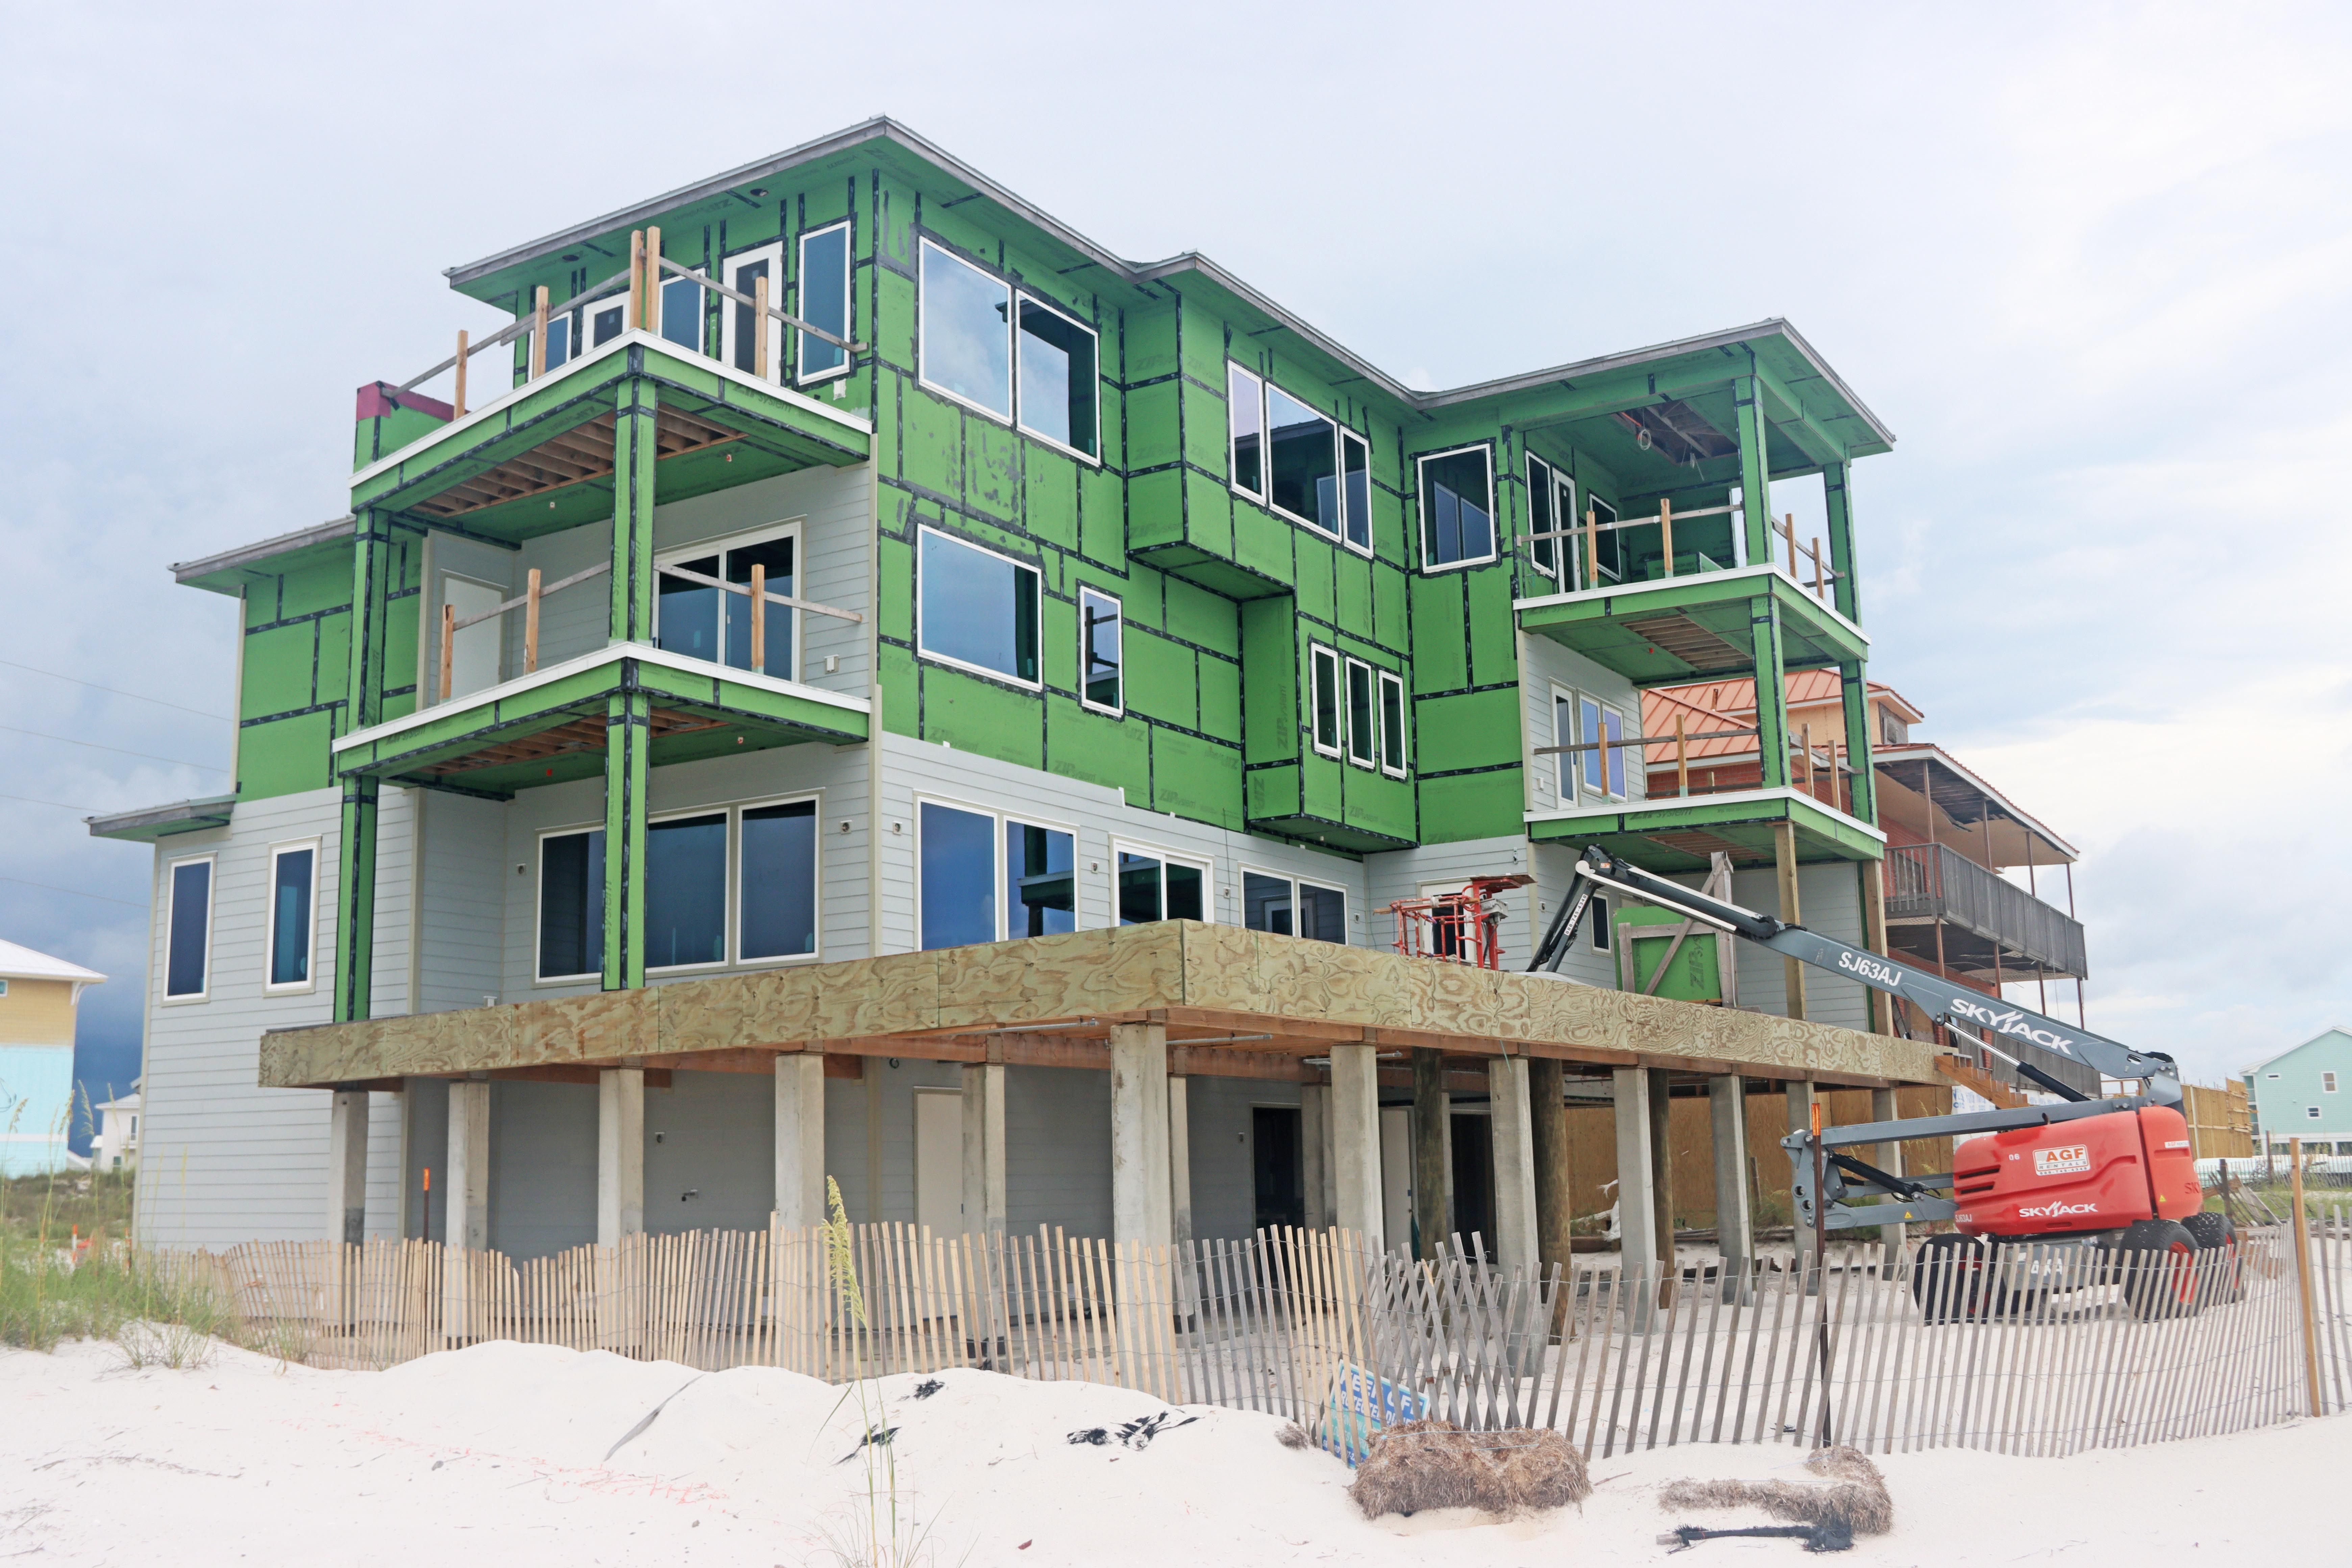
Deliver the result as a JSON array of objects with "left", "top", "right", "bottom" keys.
[
  {"left": 1514, "top": 505, "right": 1867, "bottom": 687},
  {"left": 1875, "top": 744, "right": 2086, "bottom": 984}
]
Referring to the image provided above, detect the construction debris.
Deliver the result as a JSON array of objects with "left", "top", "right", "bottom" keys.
[
  {"left": 1347, "top": 1419, "right": 1593, "bottom": 1520},
  {"left": 1657, "top": 1447, "right": 1892, "bottom": 1536},
  {"left": 1659, "top": 1521, "right": 1854, "bottom": 1553},
  {"left": 1067, "top": 1412, "right": 1199, "bottom": 1451}
]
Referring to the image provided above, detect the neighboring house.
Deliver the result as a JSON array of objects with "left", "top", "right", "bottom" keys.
[
  {"left": 2245, "top": 1029, "right": 2352, "bottom": 1154},
  {"left": 90, "top": 117, "right": 1932, "bottom": 1262},
  {"left": 1642, "top": 672, "right": 2094, "bottom": 1100},
  {"left": 93, "top": 1085, "right": 142, "bottom": 1172},
  {"left": 0, "top": 939, "right": 108, "bottom": 1177}
]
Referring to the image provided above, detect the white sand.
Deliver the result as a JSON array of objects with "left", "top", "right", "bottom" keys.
[{"left": 3, "top": 1334, "right": 2336, "bottom": 1564}]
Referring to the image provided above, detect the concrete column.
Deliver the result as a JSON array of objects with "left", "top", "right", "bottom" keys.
[
  {"left": 1329, "top": 1044, "right": 1384, "bottom": 1250},
  {"left": 325, "top": 1090, "right": 369, "bottom": 1244},
  {"left": 597, "top": 1068, "right": 644, "bottom": 1247},
  {"left": 447, "top": 1080, "right": 491, "bottom": 1251},
  {"left": 1411, "top": 1048, "right": 1449, "bottom": 1259},
  {"left": 1529, "top": 1058, "right": 1574, "bottom": 1277},
  {"left": 774, "top": 1053, "right": 826, "bottom": 1231},
  {"left": 1773, "top": 820, "right": 1807, "bottom": 1020},
  {"left": 1300, "top": 1083, "right": 1331, "bottom": 1229},
  {"left": 1613, "top": 1068, "right": 1659, "bottom": 1327},
  {"left": 1168, "top": 1076, "right": 1194, "bottom": 1250},
  {"left": 1487, "top": 1056, "right": 1540, "bottom": 1274},
  {"left": 1710, "top": 1076, "right": 1754, "bottom": 1262},
  {"left": 1647, "top": 1071, "right": 1676, "bottom": 1267},
  {"left": 1871, "top": 1086, "right": 1905, "bottom": 1275},
  {"left": 961, "top": 1061, "right": 1008, "bottom": 1237},
  {"left": 1109, "top": 1023, "right": 1171, "bottom": 1246}
]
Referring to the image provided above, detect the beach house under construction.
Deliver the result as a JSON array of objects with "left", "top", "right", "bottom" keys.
[{"left": 91, "top": 117, "right": 1943, "bottom": 1273}]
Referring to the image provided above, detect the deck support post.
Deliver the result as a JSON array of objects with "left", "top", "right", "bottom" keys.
[
  {"left": 1300, "top": 1083, "right": 1331, "bottom": 1229},
  {"left": 1487, "top": 1054, "right": 1540, "bottom": 1273},
  {"left": 1710, "top": 1075, "right": 1753, "bottom": 1259},
  {"left": 448, "top": 1080, "right": 491, "bottom": 1251},
  {"left": 1109, "top": 1023, "right": 1171, "bottom": 1247},
  {"left": 960, "top": 1061, "right": 1007, "bottom": 1238},
  {"left": 1613, "top": 1068, "right": 1660, "bottom": 1329},
  {"left": 1647, "top": 1069, "right": 1677, "bottom": 1267},
  {"left": 1871, "top": 1086, "right": 1905, "bottom": 1274},
  {"left": 1167, "top": 1075, "right": 1194, "bottom": 1251},
  {"left": 325, "top": 1089, "right": 369, "bottom": 1244},
  {"left": 774, "top": 1052, "right": 826, "bottom": 1231},
  {"left": 1530, "top": 1057, "right": 1574, "bottom": 1278},
  {"left": 1786, "top": 1079, "right": 1820, "bottom": 1280},
  {"left": 597, "top": 1068, "right": 645, "bottom": 1246},
  {"left": 1411, "top": 1047, "right": 1448, "bottom": 1259},
  {"left": 1329, "top": 1044, "right": 1383, "bottom": 1250}
]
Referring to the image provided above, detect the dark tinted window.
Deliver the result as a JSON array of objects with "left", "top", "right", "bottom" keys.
[
  {"left": 1081, "top": 589, "right": 1121, "bottom": 712},
  {"left": 1347, "top": 663, "right": 1376, "bottom": 765},
  {"left": 539, "top": 831, "right": 605, "bottom": 979},
  {"left": 1017, "top": 298, "right": 1097, "bottom": 456},
  {"left": 1420, "top": 448, "right": 1494, "bottom": 567},
  {"left": 921, "top": 802, "right": 996, "bottom": 950},
  {"left": 657, "top": 553, "right": 722, "bottom": 662},
  {"left": 268, "top": 848, "right": 312, "bottom": 986},
  {"left": 724, "top": 535, "right": 796, "bottom": 680},
  {"left": 165, "top": 859, "right": 210, "bottom": 997},
  {"left": 1299, "top": 883, "right": 1346, "bottom": 944},
  {"left": 1006, "top": 822, "right": 1075, "bottom": 938},
  {"left": 1342, "top": 431, "right": 1371, "bottom": 551},
  {"left": 646, "top": 813, "right": 727, "bottom": 969},
  {"left": 800, "top": 224, "right": 851, "bottom": 380},
  {"left": 919, "top": 530, "right": 1039, "bottom": 684},
  {"left": 1267, "top": 384, "right": 1338, "bottom": 533},
  {"left": 1228, "top": 365, "right": 1263, "bottom": 495},
  {"left": 729, "top": 255, "right": 770, "bottom": 374},
  {"left": 1242, "top": 871, "right": 1292, "bottom": 935},
  {"left": 920, "top": 242, "right": 1010, "bottom": 416},
  {"left": 740, "top": 802, "right": 818, "bottom": 959}
]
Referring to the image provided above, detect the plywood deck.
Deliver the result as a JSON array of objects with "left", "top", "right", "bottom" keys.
[{"left": 259, "top": 922, "right": 1938, "bottom": 1091}]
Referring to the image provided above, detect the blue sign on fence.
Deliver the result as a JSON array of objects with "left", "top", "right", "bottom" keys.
[{"left": 1323, "top": 1362, "right": 1427, "bottom": 1465}]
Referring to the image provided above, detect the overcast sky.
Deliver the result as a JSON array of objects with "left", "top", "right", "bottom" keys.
[{"left": 3, "top": 2, "right": 2345, "bottom": 1091}]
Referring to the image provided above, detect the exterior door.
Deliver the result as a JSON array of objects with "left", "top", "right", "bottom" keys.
[{"left": 914, "top": 1089, "right": 962, "bottom": 1235}]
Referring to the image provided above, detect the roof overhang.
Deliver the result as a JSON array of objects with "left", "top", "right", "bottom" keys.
[{"left": 85, "top": 794, "right": 237, "bottom": 843}]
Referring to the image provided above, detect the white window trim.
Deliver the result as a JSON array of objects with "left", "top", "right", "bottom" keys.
[
  {"left": 718, "top": 240, "right": 785, "bottom": 382},
  {"left": 1012, "top": 290, "right": 1103, "bottom": 465},
  {"left": 1416, "top": 443, "right": 1499, "bottom": 573},
  {"left": 797, "top": 220, "right": 854, "bottom": 385},
  {"left": 1551, "top": 685, "right": 1580, "bottom": 804},
  {"left": 525, "top": 305, "right": 580, "bottom": 382},
  {"left": 916, "top": 237, "right": 1014, "bottom": 425},
  {"left": 733, "top": 790, "right": 826, "bottom": 968},
  {"left": 161, "top": 852, "right": 216, "bottom": 1004},
  {"left": 1377, "top": 668, "right": 1408, "bottom": 778},
  {"left": 2325, "top": 1073, "right": 2339, "bottom": 1093},
  {"left": 654, "top": 265, "right": 709, "bottom": 358},
  {"left": 1078, "top": 586, "right": 1124, "bottom": 717},
  {"left": 643, "top": 804, "right": 735, "bottom": 976},
  {"left": 1526, "top": 453, "right": 1557, "bottom": 582},
  {"left": 1227, "top": 362, "right": 1265, "bottom": 501},
  {"left": 1238, "top": 865, "right": 1350, "bottom": 943},
  {"left": 1343, "top": 657, "right": 1378, "bottom": 769},
  {"left": 1339, "top": 427, "right": 1374, "bottom": 558},
  {"left": 2309, "top": 1106, "right": 2323, "bottom": 1119},
  {"left": 262, "top": 838, "right": 321, "bottom": 996},
  {"left": 1554, "top": 685, "right": 1632, "bottom": 804},
  {"left": 1263, "top": 380, "right": 1342, "bottom": 539},
  {"left": 1526, "top": 454, "right": 1573, "bottom": 583},
  {"left": 534, "top": 821, "right": 604, "bottom": 985},
  {"left": 1308, "top": 643, "right": 1344, "bottom": 759},
  {"left": 915, "top": 524, "right": 1044, "bottom": 691},
  {"left": 1109, "top": 838, "right": 1216, "bottom": 928},
  {"left": 914, "top": 794, "right": 1083, "bottom": 944},
  {"left": 1579, "top": 494, "right": 1621, "bottom": 591},
  {"left": 654, "top": 518, "right": 807, "bottom": 682}
]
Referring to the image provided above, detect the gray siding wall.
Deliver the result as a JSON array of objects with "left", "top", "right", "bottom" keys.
[
  {"left": 136, "top": 785, "right": 413, "bottom": 1247},
  {"left": 1725, "top": 861, "right": 1870, "bottom": 1029},
  {"left": 1183, "top": 1075, "right": 1305, "bottom": 1242},
  {"left": 1521, "top": 635, "right": 1648, "bottom": 815}
]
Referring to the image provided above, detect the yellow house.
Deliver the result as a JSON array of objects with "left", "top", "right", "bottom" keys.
[{"left": 0, "top": 938, "right": 107, "bottom": 1176}]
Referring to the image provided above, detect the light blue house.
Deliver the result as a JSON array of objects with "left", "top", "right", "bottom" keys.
[
  {"left": 2245, "top": 1027, "right": 2352, "bottom": 1154},
  {"left": 0, "top": 938, "right": 109, "bottom": 1176}
]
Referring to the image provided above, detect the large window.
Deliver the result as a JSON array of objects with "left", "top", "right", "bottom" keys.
[
  {"left": 1526, "top": 454, "right": 1573, "bottom": 581},
  {"left": 799, "top": 221, "right": 852, "bottom": 383},
  {"left": 1378, "top": 669, "right": 1408, "bottom": 777},
  {"left": 917, "top": 801, "right": 1075, "bottom": 950},
  {"left": 1579, "top": 495, "right": 1620, "bottom": 589},
  {"left": 1228, "top": 363, "right": 1264, "bottom": 497},
  {"left": 1080, "top": 587, "right": 1122, "bottom": 714},
  {"left": 1015, "top": 296, "right": 1099, "bottom": 458},
  {"left": 1556, "top": 689, "right": 1630, "bottom": 801},
  {"left": 1116, "top": 846, "right": 1207, "bottom": 926},
  {"left": 1242, "top": 871, "right": 1346, "bottom": 944},
  {"left": 656, "top": 523, "right": 800, "bottom": 681},
  {"left": 1341, "top": 431, "right": 1371, "bottom": 552},
  {"left": 918, "top": 526, "right": 1040, "bottom": 687},
  {"left": 1309, "top": 644, "right": 1342, "bottom": 757},
  {"left": 721, "top": 241, "right": 783, "bottom": 380},
  {"left": 657, "top": 269, "right": 705, "bottom": 354},
  {"left": 586, "top": 291, "right": 631, "bottom": 353},
  {"left": 1345, "top": 659, "right": 1376, "bottom": 768},
  {"left": 265, "top": 842, "right": 316, "bottom": 992},
  {"left": 919, "top": 240, "right": 1011, "bottom": 418},
  {"left": 163, "top": 856, "right": 213, "bottom": 1000},
  {"left": 537, "top": 796, "right": 820, "bottom": 981},
  {"left": 1267, "top": 383, "right": 1339, "bottom": 536},
  {"left": 1418, "top": 445, "right": 1496, "bottom": 570}
]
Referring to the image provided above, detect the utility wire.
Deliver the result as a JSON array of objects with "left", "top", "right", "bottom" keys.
[
  {"left": 0, "top": 790, "right": 100, "bottom": 814},
  {"left": 0, "top": 874, "right": 146, "bottom": 909},
  {"left": 0, "top": 724, "right": 227, "bottom": 773},
  {"left": 0, "top": 658, "right": 231, "bottom": 722}
]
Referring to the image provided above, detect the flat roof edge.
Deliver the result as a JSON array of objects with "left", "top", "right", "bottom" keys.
[
  {"left": 173, "top": 516, "right": 355, "bottom": 585},
  {"left": 86, "top": 795, "right": 237, "bottom": 841}
]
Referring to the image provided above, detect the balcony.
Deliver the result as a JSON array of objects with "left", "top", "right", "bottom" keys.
[
  {"left": 1514, "top": 506, "right": 1866, "bottom": 686},
  {"left": 1883, "top": 842, "right": 2086, "bottom": 982}
]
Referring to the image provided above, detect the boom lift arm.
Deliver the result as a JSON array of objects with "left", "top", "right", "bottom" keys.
[{"left": 1526, "top": 845, "right": 2181, "bottom": 1233}]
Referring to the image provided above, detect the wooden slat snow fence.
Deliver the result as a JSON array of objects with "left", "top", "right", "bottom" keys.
[{"left": 154, "top": 1207, "right": 2349, "bottom": 1459}]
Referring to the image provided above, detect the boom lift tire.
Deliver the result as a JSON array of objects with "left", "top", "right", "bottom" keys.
[
  {"left": 2181, "top": 1211, "right": 2244, "bottom": 1304},
  {"left": 2114, "top": 1218, "right": 2200, "bottom": 1321},
  {"left": 1911, "top": 1233, "right": 1989, "bottom": 1322}
]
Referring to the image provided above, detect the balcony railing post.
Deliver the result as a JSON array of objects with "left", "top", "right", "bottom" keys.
[
  {"left": 753, "top": 273, "right": 771, "bottom": 381},
  {"left": 524, "top": 568, "right": 542, "bottom": 675},
  {"left": 1659, "top": 496, "right": 1675, "bottom": 580},
  {"left": 1674, "top": 716, "right": 1689, "bottom": 798},
  {"left": 1583, "top": 507, "right": 1599, "bottom": 592},
  {"left": 453, "top": 329, "right": 468, "bottom": 420},
  {"left": 439, "top": 602, "right": 455, "bottom": 702},
  {"left": 750, "top": 562, "right": 766, "bottom": 671},
  {"left": 531, "top": 287, "right": 549, "bottom": 380}
]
